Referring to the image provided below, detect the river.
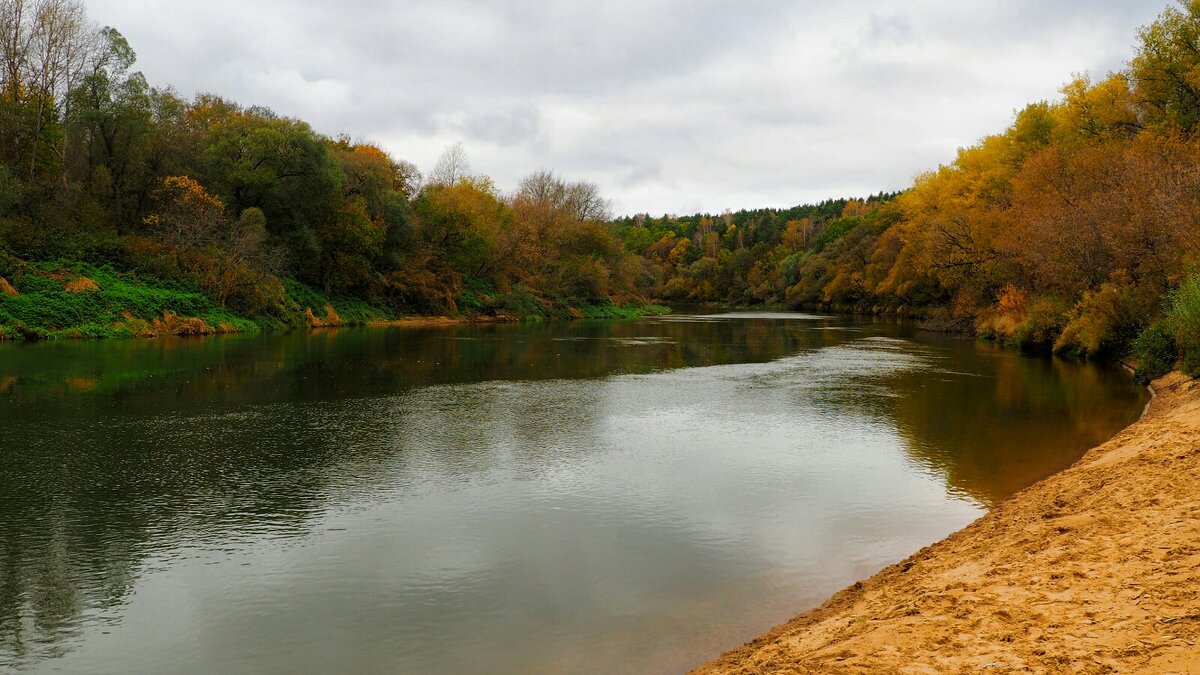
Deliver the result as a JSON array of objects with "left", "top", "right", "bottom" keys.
[{"left": 0, "top": 312, "right": 1147, "bottom": 673}]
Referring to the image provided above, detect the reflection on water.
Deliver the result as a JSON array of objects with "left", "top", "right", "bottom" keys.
[{"left": 0, "top": 314, "right": 1146, "bottom": 673}]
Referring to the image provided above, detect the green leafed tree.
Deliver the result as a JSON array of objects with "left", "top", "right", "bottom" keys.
[{"left": 1132, "top": 0, "right": 1200, "bottom": 131}]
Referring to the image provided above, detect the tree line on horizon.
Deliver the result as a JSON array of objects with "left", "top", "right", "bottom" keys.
[
  {"left": 612, "top": 1, "right": 1200, "bottom": 378},
  {"left": 2, "top": 0, "right": 1200, "bottom": 377}
]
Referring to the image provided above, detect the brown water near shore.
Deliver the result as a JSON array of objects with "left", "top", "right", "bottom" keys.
[
  {"left": 0, "top": 313, "right": 1148, "bottom": 673},
  {"left": 696, "top": 371, "right": 1200, "bottom": 674}
]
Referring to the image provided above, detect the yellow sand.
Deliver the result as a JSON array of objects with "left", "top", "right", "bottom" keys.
[{"left": 697, "top": 372, "right": 1200, "bottom": 674}]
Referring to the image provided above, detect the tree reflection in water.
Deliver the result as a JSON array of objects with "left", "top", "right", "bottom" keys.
[{"left": 0, "top": 314, "right": 1146, "bottom": 671}]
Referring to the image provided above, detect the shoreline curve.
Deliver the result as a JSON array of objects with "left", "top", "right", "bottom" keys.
[{"left": 694, "top": 371, "right": 1200, "bottom": 674}]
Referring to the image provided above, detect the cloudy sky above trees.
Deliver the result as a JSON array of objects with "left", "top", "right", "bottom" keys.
[{"left": 86, "top": 0, "right": 1167, "bottom": 216}]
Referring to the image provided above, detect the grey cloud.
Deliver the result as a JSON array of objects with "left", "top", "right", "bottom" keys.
[
  {"left": 460, "top": 105, "right": 542, "bottom": 146},
  {"left": 864, "top": 11, "right": 916, "bottom": 45},
  {"left": 620, "top": 161, "right": 664, "bottom": 190},
  {"left": 86, "top": 0, "right": 1170, "bottom": 215}
]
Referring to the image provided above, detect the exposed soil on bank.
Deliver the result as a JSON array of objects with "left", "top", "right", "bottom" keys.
[{"left": 696, "top": 372, "right": 1200, "bottom": 674}]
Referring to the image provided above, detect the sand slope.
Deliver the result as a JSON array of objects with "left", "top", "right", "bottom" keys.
[{"left": 696, "top": 372, "right": 1200, "bottom": 674}]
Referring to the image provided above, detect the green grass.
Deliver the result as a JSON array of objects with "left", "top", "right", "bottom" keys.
[
  {"left": 0, "top": 260, "right": 259, "bottom": 340},
  {"left": 0, "top": 257, "right": 668, "bottom": 341},
  {"left": 574, "top": 300, "right": 671, "bottom": 320},
  {"left": 523, "top": 295, "right": 669, "bottom": 322},
  {"left": 280, "top": 279, "right": 394, "bottom": 325}
]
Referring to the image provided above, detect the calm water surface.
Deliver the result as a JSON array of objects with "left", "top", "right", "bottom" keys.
[{"left": 0, "top": 313, "right": 1146, "bottom": 673}]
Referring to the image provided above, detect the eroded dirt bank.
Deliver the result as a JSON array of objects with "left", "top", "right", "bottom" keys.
[{"left": 696, "top": 372, "right": 1200, "bottom": 674}]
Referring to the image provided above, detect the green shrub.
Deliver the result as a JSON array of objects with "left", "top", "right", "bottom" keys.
[
  {"left": 1012, "top": 297, "right": 1066, "bottom": 354},
  {"left": 1132, "top": 322, "right": 1177, "bottom": 383},
  {"left": 455, "top": 276, "right": 500, "bottom": 314},
  {"left": 281, "top": 279, "right": 391, "bottom": 326},
  {"left": 1054, "top": 281, "right": 1147, "bottom": 360},
  {"left": 1167, "top": 270, "right": 1200, "bottom": 377},
  {"left": 498, "top": 284, "right": 547, "bottom": 320}
]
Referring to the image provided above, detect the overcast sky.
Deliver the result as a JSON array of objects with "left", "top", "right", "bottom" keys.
[{"left": 85, "top": 1, "right": 1167, "bottom": 216}]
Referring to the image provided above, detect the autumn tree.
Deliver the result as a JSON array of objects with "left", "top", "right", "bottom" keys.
[
  {"left": 142, "top": 174, "right": 224, "bottom": 247},
  {"left": 414, "top": 176, "right": 508, "bottom": 281},
  {"left": 1132, "top": 0, "right": 1200, "bottom": 131}
]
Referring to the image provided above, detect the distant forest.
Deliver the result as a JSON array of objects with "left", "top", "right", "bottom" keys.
[{"left": 2, "top": 0, "right": 1200, "bottom": 378}]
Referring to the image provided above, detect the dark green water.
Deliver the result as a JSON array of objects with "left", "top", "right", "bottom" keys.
[{"left": 0, "top": 312, "right": 1146, "bottom": 673}]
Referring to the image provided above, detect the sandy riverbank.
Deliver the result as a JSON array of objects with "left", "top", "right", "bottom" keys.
[{"left": 696, "top": 372, "right": 1200, "bottom": 674}]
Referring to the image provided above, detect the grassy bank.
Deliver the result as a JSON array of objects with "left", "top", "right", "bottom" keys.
[
  {"left": 0, "top": 259, "right": 263, "bottom": 340},
  {"left": 0, "top": 257, "right": 668, "bottom": 341}
]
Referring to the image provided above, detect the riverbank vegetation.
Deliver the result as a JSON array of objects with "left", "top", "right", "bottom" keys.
[
  {"left": 0, "top": 0, "right": 662, "bottom": 339},
  {"left": 609, "top": 2, "right": 1200, "bottom": 379},
  {"left": 2, "top": 0, "right": 1200, "bottom": 373}
]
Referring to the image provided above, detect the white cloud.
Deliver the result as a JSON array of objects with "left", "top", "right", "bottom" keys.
[
  {"left": 84, "top": 0, "right": 1168, "bottom": 215},
  {"left": 244, "top": 69, "right": 351, "bottom": 121}
]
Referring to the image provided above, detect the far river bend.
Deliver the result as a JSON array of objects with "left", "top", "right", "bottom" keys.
[{"left": 0, "top": 312, "right": 1147, "bottom": 673}]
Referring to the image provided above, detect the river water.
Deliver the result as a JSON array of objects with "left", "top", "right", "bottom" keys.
[{"left": 0, "top": 312, "right": 1146, "bottom": 673}]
